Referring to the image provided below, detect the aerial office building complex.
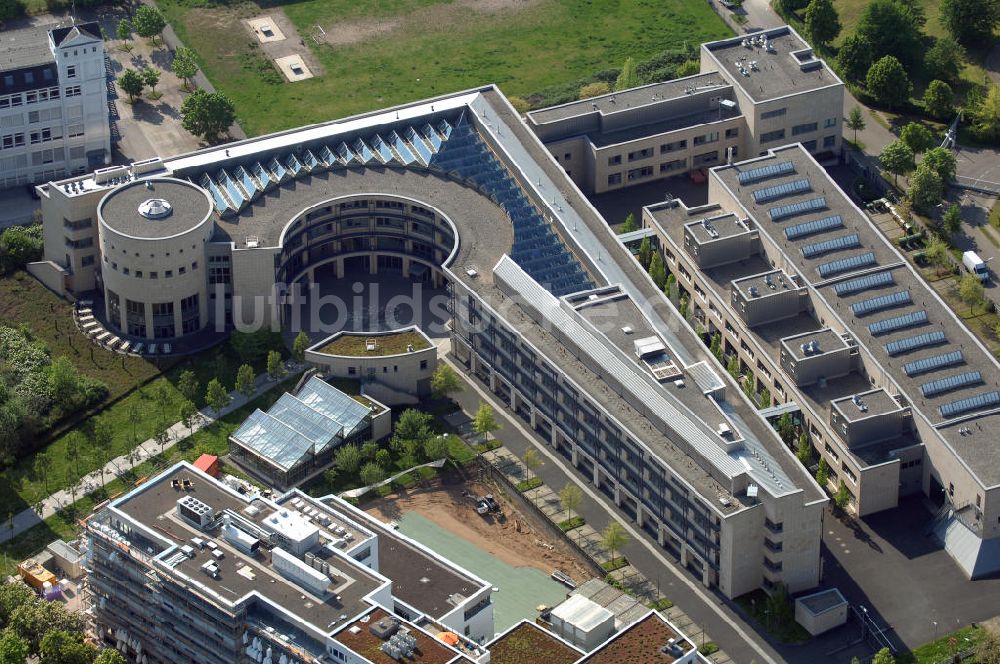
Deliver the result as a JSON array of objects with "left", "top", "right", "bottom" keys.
[
  {"left": 0, "top": 21, "right": 110, "bottom": 189},
  {"left": 527, "top": 26, "right": 842, "bottom": 195},
  {"left": 40, "top": 27, "right": 849, "bottom": 605},
  {"left": 647, "top": 144, "right": 1000, "bottom": 577},
  {"left": 84, "top": 461, "right": 495, "bottom": 664}
]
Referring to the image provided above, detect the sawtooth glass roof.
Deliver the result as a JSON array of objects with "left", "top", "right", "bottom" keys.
[{"left": 230, "top": 377, "right": 368, "bottom": 471}]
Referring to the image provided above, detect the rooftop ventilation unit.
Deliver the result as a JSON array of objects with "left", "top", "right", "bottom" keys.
[
  {"left": 271, "top": 546, "right": 329, "bottom": 596},
  {"left": 222, "top": 517, "right": 261, "bottom": 555},
  {"left": 369, "top": 615, "right": 400, "bottom": 639},
  {"left": 177, "top": 495, "right": 215, "bottom": 529}
]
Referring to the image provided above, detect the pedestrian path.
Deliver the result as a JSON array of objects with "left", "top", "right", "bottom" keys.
[
  {"left": 478, "top": 444, "right": 735, "bottom": 664},
  {"left": 2, "top": 364, "right": 303, "bottom": 541}
]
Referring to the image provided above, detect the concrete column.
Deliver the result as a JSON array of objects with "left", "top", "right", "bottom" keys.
[
  {"left": 657, "top": 525, "right": 667, "bottom": 547},
  {"left": 571, "top": 444, "right": 579, "bottom": 466},
  {"left": 334, "top": 258, "right": 344, "bottom": 279},
  {"left": 529, "top": 407, "right": 537, "bottom": 429},
  {"left": 680, "top": 543, "right": 690, "bottom": 568},
  {"left": 702, "top": 566, "right": 713, "bottom": 588},
  {"left": 488, "top": 368, "right": 497, "bottom": 392},
  {"left": 402, "top": 257, "right": 411, "bottom": 278},
  {"left": 636, "top": 504, "right": 646, "bottom": 528},
  {"left": 593, "top": 464, "right": 601, "bottom": 488},
  {"left": 369, "top": 256, "right": 378, "bottom": 275}
]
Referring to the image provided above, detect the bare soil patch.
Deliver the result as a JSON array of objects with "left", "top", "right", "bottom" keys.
[
  {"left": 321, "top": 0, "right": 543, "bottom": 48},
  {"left": 237, "top": 7, "right": 324, "bottom": 76},
  {"left": 364, "top": 479, "right": 591, "bottom": 583}
]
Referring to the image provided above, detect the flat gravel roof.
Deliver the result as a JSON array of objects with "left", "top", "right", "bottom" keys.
[{"left": 100, "top": 178, "right": 212, "bottom": 239}]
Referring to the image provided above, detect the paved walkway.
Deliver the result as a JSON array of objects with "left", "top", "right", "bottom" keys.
[
  {"left": 443, "top": 357, "right": 784, "bottom": 664},
  {"left": 2, "top": 365, "right": 302, "bottom": 541}
]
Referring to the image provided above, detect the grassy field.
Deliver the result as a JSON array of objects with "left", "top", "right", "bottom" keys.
[
  {"left": 0, "top": 380, "right": 292, "bottom": 576},
  {"left": 317, "top": 330, "right": 430, "bottom": 356},
  {"left": 156, "top": 0, "right": 731, "bottom": 136}
]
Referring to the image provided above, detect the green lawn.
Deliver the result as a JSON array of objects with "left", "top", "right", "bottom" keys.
[
  {"left": 156, "top": 0, "right": 731, "bottom": 136},
  {"left": 0, "top": 380, "right": 293, "bottom": 577},
  {"left": 897, "top": 625, "right": 985, "bottom": 664}
]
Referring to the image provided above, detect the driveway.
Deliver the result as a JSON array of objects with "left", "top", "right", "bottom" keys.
[{"left": 822, "top": 498, "right": 1000, "bottom": 651}]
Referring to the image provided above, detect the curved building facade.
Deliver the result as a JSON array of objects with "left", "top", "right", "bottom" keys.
[{"left": 97, "top": 177, "right": 213, "bottom": 339}]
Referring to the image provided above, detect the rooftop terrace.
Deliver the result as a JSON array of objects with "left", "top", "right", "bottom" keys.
[
  {"left": 333, "top": 609, "right": 459, "bottom": 664},
  {"left": 487, "top": 622, "right": 582, "bottom": 664},
  {"left": 579, "top": 613, "right": 689, "bottom": 663},
  {"left": 315, "top": 329, "right": 432, "bottom": 357}
]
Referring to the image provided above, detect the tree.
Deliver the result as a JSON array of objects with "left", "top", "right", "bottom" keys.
[
  {"left": 0, "top": 582, "right": 34, "bottom": 625},
  {"left": 234, "top": 364, "right": 256, "bottom": 398},
  {"left": 777, "top": 413, "right": 796, "bottom": 444},
  {"left": 925, "top": 37, "right": 966, "bottom": 84},
  {"left": 900, "top": 123, "right": 935, "bottom": 154},
  {"left": 472, "top": 402, "right": 500, "bottom": 443},
  {"left": 292, "top": 330, "right": 310, "bottom": 363},
  {"left": 177, "top": 369, "right": 200, "bottom": 405},
  {"left": 804, "top": 0, "right": 840, "bottom": 46},
  {"left": 941, "top": 0, "right": 1000, "bottom": 46},
  {"left": 923, "top": 80, "right": 954, "bottom": 120},
  {"left": 9, "top": 600, "right": 82, "bottom": 654},
  {"left": 879, "top": 141, "right": 914, "bottom": 185},
  {"left": 865, "top": 56, "right": 911, "bottom": 110},
  {"left": 615, "top": 57, "right": 639, "bottom": 91},
  {"left": 837, "top": 34, "right": 874, "bottom": 83},
  {"left": 796, "top": 433, "right": 812, "bottom": 464},
  {"left": 361, "top": 441, "right": 378, "bottom": 461},
  {"left": 834, "top": 481, "right": 851, "bottom": 511},
  {"left": 117, "top": 69, "right": 144, "bottom": 103},
  {"left": 579, "top": 81, "right": 611, "bottom": 99},
  {"left": 666, "top": 273, "right": 678, "bottom": 302},
  {"left": 154, "top": 423, "right": 169, "bottom": 454},
  {"left": 0, "top": 629, "right": 28, "bottom": 664},
  {"left": 727, "top": 354, "right": 740, "bottom": 379},
  {"left": 925, "top": 237, "right": 951, "bottom": 274},
  {"left": 508, "top": 96, "right": 529, "bottom": 113},
  {"left": 709, "top": 332, "right": 722, "bottom": 360},
  {"left": 909, "top": 164, "right": 945, "bottom": 212},
  {"left": 846, "top": 106, "right": 866, "bottom": 145},
  {"left": 141, "top": 67, "right": 161, "bottom": 98},
  {"left": 430, "top": 363, "right": 461, "bottom": 399},
  {"left": 374, "top": 448, "right": 391, "bottom": 469},
  {"left": 133, "top": 5, "right": 167, "bottom": 45},
  {"left": 171, "top": 46, "right": 199, "bottom": 90},
  {"left": 204, "top": 378, "right": 231, "bottom": 413},
  {"left": 94, "top": 650, "right": 128, "bottom": 664},
  {"left": 679, "top": 295, "right": 689, "bottom": 320},
  {"left": 648, "top": 252, "right": 666, "bottom": 290},
  {"left": 523, "top": 448, "right": 541, "bottom": 481},
  {"left": 115, "top": 19, "right": 133, "bottom": 52},
  {"left": 970, "top": 85, "right": 1000, "bottom": 144},
  {"left": 180, "top": 89, "right": 236, "bottom": 144},
  {"left": 335, "top": 444, "right": 362, "bottom": 474},
  {"left": 359, "top": 462, "right": 385, "bottom": 487},
  {"left": 601, "top": 522, "right": 629, "bottom": 566},
  {"left": 559, "top": 483, "right": 583, "bottom": 540},
  {"left": 943, "top": 203, "right": 963, "bottom": 237},
  {"left": 960, "top": 273, "right": 985, "bottom": 314},
  {"left": 0, "top": 0, "right": 21, "bottom": 25},
  {"left": 92, "top": 420, "right": 113, "bottom": 485},
  {"left": 423, "top": 435, "right": 449, "bottom": 461},
  {"left": 923, "top": 147, "right": 957, "bottom": 183},
  {"left": 871, "top": 647, "right": 896, "bottom": 664},
  {"left": 620, "top": 212, "right": 638, "bottom": 234},
  {"left": 637, "top": 236, "right": 652, "bottom": 269},
  {"left": 856, "top": 0, "right": 923, "bottom": 66},
  {"left": 266, "top": 350, "right": 285, "bottom": 381},
  {"left": 391, "top": 408, "right": 433, "bottom": 458},
  {"left": 39, "top": 629, "right": 97, "bottom": 664},
  {"left": 816, "top": 457, "right": 829, "bottom": 486},
  {"left": 0, "top": 224, "right": 43, "bottom": 273},
  {"left": 178, "top": 399, "right": 197, "bottom": 437}
]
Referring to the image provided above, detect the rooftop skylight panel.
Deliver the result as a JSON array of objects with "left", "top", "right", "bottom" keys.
[
  {"left": 868, "top": 310, "right": 928, "bottom": 336},
  {"left": 752, "top": 178, "right": 811, "bottom": 204},
  {"left": 802, "top": 233, "right": 861, "bottom": 258},
  {"left": 737, "top": 160, "right": 794, "bottom": 185},
  {"left": 921, "top": 371, "right": 983, "bottom": 397},
  {"left": 834, "top": 270, "right": 894, "bottom": 296},
  {"left": 785, "top": 214, "right": 844, "bottom": 240},
  {"left": 904, "top": 351, "right": 964, "bottom": 376},
  {"left": 885, "top": 331, "right": 947, "bottom": 356},
  {"left": 939, "top": 391, "right": 1000, "bottom": 418},
  {"left": 817, "top": 251, "right": 876, "bottom": 277},
  {"left": 850, "top": 290, "right": 912, "bottom": 316},
  {"left": 769, "top": 196, "right": 827, "bottom": 221}
]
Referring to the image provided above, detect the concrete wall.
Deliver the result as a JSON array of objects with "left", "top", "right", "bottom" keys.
[{"left": 38, "top": 183, "right": 104, "bottom": 293}]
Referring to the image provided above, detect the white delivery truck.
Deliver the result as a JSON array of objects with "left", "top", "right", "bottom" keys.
[{"left": 962, "top": 251, "right": 990, "bottom": 283}]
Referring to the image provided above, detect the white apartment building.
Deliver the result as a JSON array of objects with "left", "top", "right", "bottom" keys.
[{"left": 0, "top": 21, "right": 110, "bottom": 189}]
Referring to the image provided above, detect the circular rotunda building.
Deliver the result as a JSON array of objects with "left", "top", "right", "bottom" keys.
[{"left": 97, "top": 177, "right": 213, "bottom": 340}]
